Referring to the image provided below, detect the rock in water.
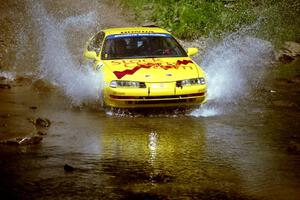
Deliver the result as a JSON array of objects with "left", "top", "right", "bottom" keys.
[
  {"left": 0, "top": 136, "right": 43, "bottom": 145},
  {"left": 276, "top": 41, "right": 300, "bottom": 63},
  {"left": 35, "top": 118, "right": 51, "bottom": 128},
  {"left": 287, "top": 141, "right": 300, "bottom": 154},
  {"left": 0, "top": 84, "right": 11, "bottom": 89},
  {"left": 29, "top": 106, "right": 38, "bottom": 110},
  {"left": 64, "top": 164, "right": 75, "bottom": 172},
  {"left": 16, "top": 136, "right": 43, "bottom": 145},
  {"left": 37, "top": 131, "right": 47, "bottom": 136}
]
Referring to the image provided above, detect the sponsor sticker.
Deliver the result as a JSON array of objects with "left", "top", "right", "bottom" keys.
[{"left": 106, "top": 33, "right": 172, "bottom": 39}]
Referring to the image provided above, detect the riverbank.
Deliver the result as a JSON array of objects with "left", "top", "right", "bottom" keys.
[{"left": 119, "top": 0, "right": 300, "bottom": 47}]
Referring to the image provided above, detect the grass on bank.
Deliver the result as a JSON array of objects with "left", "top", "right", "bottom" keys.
[{"left": 119, "top": 0, "right": 300, "bottom": 46}]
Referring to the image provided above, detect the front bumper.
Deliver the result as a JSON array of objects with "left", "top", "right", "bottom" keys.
[{"left": 103, "top": 83, "right": 207, "bottom": 108}]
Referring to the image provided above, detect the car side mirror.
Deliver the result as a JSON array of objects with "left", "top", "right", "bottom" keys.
[
  {"left": 84, "top": 51, "right": 100, "bottom": 61},
  {"left": 187, "top": 48, "right": 199, "bottom": 57}
]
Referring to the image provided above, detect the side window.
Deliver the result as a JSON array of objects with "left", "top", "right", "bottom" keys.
[{"left": 87, "top": 31, "right": 105, "bottom": 54}]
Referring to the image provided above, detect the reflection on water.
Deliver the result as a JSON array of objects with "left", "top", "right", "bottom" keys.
[{"left": 1, "top": 104, "right": 300, "bottom": 199}]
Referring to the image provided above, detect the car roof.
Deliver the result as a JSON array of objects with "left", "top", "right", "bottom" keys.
[{"left": 102, "top": 27, "right": 171, "bottom": 36}]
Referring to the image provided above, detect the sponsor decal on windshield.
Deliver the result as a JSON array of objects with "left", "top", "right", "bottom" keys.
[
  {"left": 107, "top": 33, "right": 172, "bottom": 39},
  {"left": 113, "top": 59, "right": 193, "bottom": 79}
]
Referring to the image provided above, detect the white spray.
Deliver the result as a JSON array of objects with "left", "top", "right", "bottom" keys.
[
  {"left": 29, "top": 1, "right": 103, "bottom": 106},
  {"left": 190, "top": 22, "right": 275, "bottom": 117},
  {"left": 28, "top": 1, "right": 274, "bottom": 114}
]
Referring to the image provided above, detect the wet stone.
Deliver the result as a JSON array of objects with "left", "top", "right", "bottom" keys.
[
  {"left": 64, "top": 164, "right": 75, "bottom": 172},
  {"left": 278, "top": 54, "right": 295, "bottom": 64},
  {"left": 15, "top": 76, "right": 33, "bottom": 85},
  {"left": 287, "top": 141, "right": 300, "bottom": 154},
  {"left": 16, "top": 136, "right": 43, "bottom": 145},
  {"left": 27, "top": 117, "right": 35, "bottom": 124},
  {"left": 29, "top": 106, "right": 38, "bottom": 110},
  {"left": 0, "top": 123, "right": 8, "bottom": 127},
  {"left": 0, "top": 136, "right": 43, "bottom": 145},
  {"left": 291, "top": 75, "right": 300, "bottom": 84},
  {"left": 35, "top": 118, "right": 51, "bottom": 128},
  {"left": 32, "top": 79, "right": 53, "bottom": 92},
  {"left": 0, "top": 83, "right": 11, "bottom": 89},
  {"left": 276, "top": 41, "right": 300, "bottom": 64},
  {"left": 37, "top": 131, "right": 47, "bottom": 136},
  {"left": 1, "top": 113, "right": 10, "bottom": 118}
]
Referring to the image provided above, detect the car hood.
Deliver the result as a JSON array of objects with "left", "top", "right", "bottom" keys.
[{"left": 103, "top": 57, "right": 201, "bottom": 82}]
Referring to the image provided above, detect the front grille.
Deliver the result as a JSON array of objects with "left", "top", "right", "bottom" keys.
[
  {"left": 128, "top": 98, "right": 196, "bottom": 105},
  {"left": 137, "top": 94, "right": 199, "bottom": 100},
  {"left": 110, "top": 92, "right": 205, "bottom": 100}
]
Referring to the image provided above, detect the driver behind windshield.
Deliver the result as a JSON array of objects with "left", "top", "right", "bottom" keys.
[{"left": 102, "top": 34, "right": 187, "bottom": 59}]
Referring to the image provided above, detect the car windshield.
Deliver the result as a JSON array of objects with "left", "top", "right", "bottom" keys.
[{"left": 101, "top": 33, "right": 187, "bottom": 60}]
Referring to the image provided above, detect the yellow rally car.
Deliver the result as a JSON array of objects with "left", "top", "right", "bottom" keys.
[{"left": 84, "top": 26, "right": 207, "bottom": 108}]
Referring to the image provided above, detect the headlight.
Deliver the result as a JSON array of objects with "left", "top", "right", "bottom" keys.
[
  {"left": 176, "top": 78, "right": 205, "bottom": 87},
  {"left": 110, "top": 80, "right": 146, "bottom": 88}
]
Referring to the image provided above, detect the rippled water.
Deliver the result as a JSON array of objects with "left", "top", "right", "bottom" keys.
[
  {"left": 0, "top": 1, "right": 300, "bottom": 200},
  {"left": 1, "top": 95, "right": 300, "bottom": 199}
]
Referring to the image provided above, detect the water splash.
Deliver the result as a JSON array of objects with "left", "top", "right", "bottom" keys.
[
  {"left": 27, "top": 1, "right": 274, "bottom": 114},
  {"left": 29, "top": 1, "right": 103, "bottom": 106},
  {"left": 189, "top": 106, "right": 221, "bottom": 117},
  {"left": 204, "top": 36, "right": 273, "bottom": 101},
  {"left": 0, "top": 71, "right": 16, "bottom": 81},
  {"left": 190, "top": 23, "right": 275, "bottom": 117}
]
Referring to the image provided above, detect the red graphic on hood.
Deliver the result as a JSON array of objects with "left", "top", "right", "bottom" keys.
[{"left": 113, "top": 60, "right": 193, "bottom": 79}]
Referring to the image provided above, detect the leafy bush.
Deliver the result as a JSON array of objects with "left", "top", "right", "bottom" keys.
[{"left": 119, "top": 0, "right": 300, "bottom": 46}]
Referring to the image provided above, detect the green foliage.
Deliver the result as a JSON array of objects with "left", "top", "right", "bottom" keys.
[
  {"left": 254, "top": 0, "right": 300, "bottom": 47},
  {"left": 119, "top": 0, "right": 300, "bottom": 45}
]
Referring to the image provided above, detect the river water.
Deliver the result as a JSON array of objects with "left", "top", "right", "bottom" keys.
[{"left": 0, "top": 0, "right": 299, "bottom": 200}]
